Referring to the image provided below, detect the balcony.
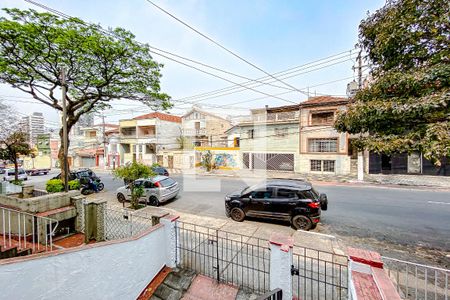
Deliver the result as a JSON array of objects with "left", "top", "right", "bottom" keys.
[{"left": 183, "top": 128, "right": 207, "bottom": 136}]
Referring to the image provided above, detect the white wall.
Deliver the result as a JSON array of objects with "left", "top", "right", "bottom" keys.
[{"left": 0, "top": 226, "right": 167, "bottom": 300}]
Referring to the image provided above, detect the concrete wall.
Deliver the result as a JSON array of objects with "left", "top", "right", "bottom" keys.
[
  {"left": 0, "top": 225, "right": 167, "bottom": 300},
  {"left": 156, "top": 119, "right": 182, "bottom": 151},
  {"left": 239, "top": 123, "right": 299, "bottom": 153},
  {"left": 195, "top": 147, "right": 241, "bottom": 169}
]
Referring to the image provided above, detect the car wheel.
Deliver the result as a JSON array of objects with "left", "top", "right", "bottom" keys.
[
  {"left": 230, "top": 207, "right": 245, "bottom": 222},
  {"left": 292, "top": 215, "right": 312, "bottom": 231},
  {"left": 321, "top": 204, "right": 327, "bottom": 211},
  {"left": 97, "top": 183, "right": 104, "bottom": 191},
  {"left": 149, "top": 196, "right": 159, "bottom": 207},
  {"left": 117, "top": 193, "right": 126, "bottom": 203},
  {"left": 310, "top": 223, "right": 318, "bottom": 230}
]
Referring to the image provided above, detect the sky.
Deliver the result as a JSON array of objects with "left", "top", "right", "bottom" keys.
[{"left": 0, "top": 0, "right": 384, "bottom": 129}]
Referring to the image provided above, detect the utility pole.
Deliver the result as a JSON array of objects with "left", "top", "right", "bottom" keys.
[
  {"left": 101, "top": 114, "right": 107, "bottom": 169},
  {"left": 356, "top": 50, "right": 364, "bottom": 182},
  {"left": 60, "top": 67, "right": 69, "bottom": 192}
]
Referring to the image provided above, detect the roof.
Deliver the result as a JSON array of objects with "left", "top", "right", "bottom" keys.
[
  {"left": 251, "top": 104, "right": 299, "bottom": 113},
  {"left": 93, "top": 123, "right": 119, "bottom": 128},
  {"left": 133, "top": 112, "right": 182, "bottom": 123},
  {"left": 182, "top": 106, "right": 230, "bottom": 122},
  {"left": 300, "top": 96, "right": 349, "bottom": 107}
]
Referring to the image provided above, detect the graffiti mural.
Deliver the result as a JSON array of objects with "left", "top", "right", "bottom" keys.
[{"left": 214, "top": 152, "right": 238, "bottom": 168}]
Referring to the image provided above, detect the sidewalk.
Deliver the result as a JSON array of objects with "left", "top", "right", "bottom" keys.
[
  {"left": 136, "top": 206, "right": 343, "bottom": 255},
  {"left": 194, "top": 168, "right": 450, "bottom": 188}
]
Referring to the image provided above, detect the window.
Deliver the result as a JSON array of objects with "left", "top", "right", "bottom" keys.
[
  {"left": 144, "top": 181, "right": 155, "bottom": 189},
  {"left": 311, "top": 111, "right": 334, "bottom": 125},
  {"left": 310, "top": 160, "right": 322, "bottom": 171},
  {"left": 275, "top": 127, "right": 288, "bottom": 137},
  {"left": 251, "top": 189, "right": 274, "bottom": 199},
  {"left": 298, "top": 190, "right": 317, "bottom": 200},
  {"left": 276, "top": 189, "right": 298, "bottom": 199},
  {"left": 122, "top": 144, "right": 130, "bottom": 153},
  {"left": 159, "top": 178, "right": 176, "bottom": 187},
  {"left": 323, "top": 160, "right": 335, "bottom": 172},
  {"left": 234, "top": 137, "right": 240, "bottom": 147},
  {"left": 308, "top": 138, "right": 338, "bottom": 152},
  {"left": 248, "top": 129, "right": 254, "bottom": 139},
  {"left": 310, "top": 160, "right": 336, "bottom": 172}
]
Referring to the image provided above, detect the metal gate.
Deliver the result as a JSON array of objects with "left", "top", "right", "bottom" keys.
[
  {"left": 252, "top": 153, "right": 295, "bottom": 171},
  {"left": 176, "top": 221, "right": 270, "bottom": 294},
  {"left": 291, "top": 245, "right": 348, "bottom": 300}
]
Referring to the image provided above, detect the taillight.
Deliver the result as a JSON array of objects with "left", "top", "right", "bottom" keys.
[
  {"left": 307, "top": 202, "right": 320, "bottom": 209},
  {"left": 154, "top": 181, "right": 160, "bottom": 188}
]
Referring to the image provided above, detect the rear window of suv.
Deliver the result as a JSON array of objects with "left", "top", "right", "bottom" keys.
[
  {"left": 159, "top": 178, "right": 176, "bottom": 187},
  {"left": 298, "top": 189, "right": 318, "bottom": 200}
]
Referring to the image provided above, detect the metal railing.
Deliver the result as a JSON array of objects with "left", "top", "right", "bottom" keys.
[
  {"left": 382, "top": 256, "right": 449, "bottom": 300},
  {"left": 104, "top": 207, "right": 154, "bottom": 240},
  {"left": 257, "top": 288, "right": 283, "bottom": 300},
  {"left": 292, "top": 245, "right": 348, "bottom": 300},
  {"left": 1, "top": 206, "right": 58, "bottom": 255},
  {"left": 176, "top": 221, "right": 271, "bottom": 294}
]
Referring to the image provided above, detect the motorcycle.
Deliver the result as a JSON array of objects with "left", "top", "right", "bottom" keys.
[{"left": 80, "top": 183, "right": 95, "bottom": 195}]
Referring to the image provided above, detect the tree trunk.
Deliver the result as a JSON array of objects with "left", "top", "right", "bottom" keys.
[
  {"left": 13, "top": 152, "right": 18, "bottom": 182},
  {"left": 58, "top": 122, "right": 74, "bottom": 183}
]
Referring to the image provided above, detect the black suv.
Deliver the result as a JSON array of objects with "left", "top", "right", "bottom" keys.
[{"left": 225, "top": 179, "right": 328, "bottom": 230}]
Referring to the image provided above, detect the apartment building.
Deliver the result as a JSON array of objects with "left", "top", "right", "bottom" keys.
[
  {"left": 119, "top": 112, "right": 181, "bottom": 165},
  {"left": 20, "top": 112, "right": 45, "bottom": 147}
]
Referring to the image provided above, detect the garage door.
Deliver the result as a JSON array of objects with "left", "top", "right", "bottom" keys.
[
  {"left": 251, "top": 153, "right": 294, "bottom": 171},
  {"left": 81, "top": 157, "right": 95, "bottom": 168}
]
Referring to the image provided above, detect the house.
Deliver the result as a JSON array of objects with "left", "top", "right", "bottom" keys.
[
  {"left": 238, "top": 104, "right": 300, "bottom": 172},
  {"left": 298, "top": 96, "right": 353, "bottom": 175},
  {"left": 71, "top": 124, "right": 119, "bottom": 168},
  {"left": 182, "top": 107, "right": 232, "bottom": 147},
  {"left": 119, "top": 112, "right": 182, "bottom": 166}
]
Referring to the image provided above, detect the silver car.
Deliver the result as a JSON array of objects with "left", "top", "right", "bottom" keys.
[
  {"left": 116, "top": 175, "right": 179, "bottom": 206},
  {"left": 3, "top": 168, "right": 28, "bottom": 182}
]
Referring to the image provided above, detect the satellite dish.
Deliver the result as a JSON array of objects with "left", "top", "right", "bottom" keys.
[{"left": 346, "top": 80, "right": 358, "bottom": 98}]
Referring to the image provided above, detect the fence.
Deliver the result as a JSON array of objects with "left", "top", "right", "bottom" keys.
[
  {"left": 0, "top": 206, "right": 58, "bottom": 254},
  {"left": 292, "top": 245, "right": 348, "bottom": 300},
  {"left": 382, "top": 256, "right": 449, "bottom": 300},
  {"left": 0, "top": 182, "right": 22, "bottom": 195},
  {"left": 176, "top": 221, "right": 271, "bottom": 294},
  {"left": 104, "top": 207, "right": 154, "bottom": 240}
]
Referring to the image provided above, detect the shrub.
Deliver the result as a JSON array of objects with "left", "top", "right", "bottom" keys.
[
  {"left": 68, "top": 179, "right": 80, "bottom": 190},
  {"left": 46, "top": 179, "right": 64, "bottom": 193},
  {"left": 11, "top": 179, "right": 23, "bottom": 186}
]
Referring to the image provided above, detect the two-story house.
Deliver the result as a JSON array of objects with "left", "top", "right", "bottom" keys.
[
  {"left": 119, "top": 112, "right": 181, "bottom": 165},
  {"left": 72, "top": 123, "right": 119, "bottom": 168},
  {"left": 182, "top": 107, "right": 232, "bottom": 147},
  {"left": 237, "top": 104, "right": 300, "bottom": 172},
  {"left": 298, "top": 96, "right": 352, "bottom": 175}
]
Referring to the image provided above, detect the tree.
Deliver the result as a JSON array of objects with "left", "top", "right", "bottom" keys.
[
  {"left": 0, "top": 132, "right": 31, "bottom": 182},
  {"left": 176, "top": 136, "right": 193, "bottom": 150},
  {"left": 201, "top": 150, "right": 215, "bottom": 172},
  {"left": 112, "top": 162, "right": 154, "bottom": 209},
  {"left": 334, "top": 0, "right": 450, "bottom": 166},
  {"left": 0, "top": 9, "right": 171, "bottom": 180}
]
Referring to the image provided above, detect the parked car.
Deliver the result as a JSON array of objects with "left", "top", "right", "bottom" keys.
[
  {"left": 53, "top": 169, "right": 104, "bottom": 191},
  {"left": 152, "top": 166, "right": 169, "bottom": 176},
  {"left": 116, "top": 175, "right": 179, "bottom": 206},
  {"left": 224, "top": 179, "right": 328, "bottom": 230},
  {"left": 0, "top": 167, "right": 5, "bottom": 174},
  {"left": 3, "top": 168, "right": 28, "bottom": 182}
]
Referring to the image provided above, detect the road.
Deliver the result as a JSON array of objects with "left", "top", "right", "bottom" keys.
[{"left": 27, "top": 170, "right": 450, "bottom": 263}]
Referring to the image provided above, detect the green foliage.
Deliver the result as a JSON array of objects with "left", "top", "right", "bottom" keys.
[
  {"left": 151, "top": 163, "right": 161, "bottom": 168},
  {"left": 0, "top": 131, "right": 31, "bottom": 182},
  {"left": 46, "top": 179, "right": 64, "bottom": 193},
  {"left": 0, "top": 8, "right": 171, "bottom": 176},
  {"left": 335, "top": 0, "right": 450, "bottom": 164},
  {"left": 11, "top": 179, "right": 23, "bottom": 186},
  {"left": 201, "top": 150, "right": 216, "bottom": 172},
  {"left": 113, "top": 161, "right": 154, "bottom": 209},
  {"left": 68, "top": 179, "right": 80, "bottom": 190}
]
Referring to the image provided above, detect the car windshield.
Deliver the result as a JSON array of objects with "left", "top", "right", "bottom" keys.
[
  {"left": 241, "top": 183, "right": 264, "bottom": 195},
  {"left": 159, "top": 178, "right": 175, "bottom": 187}
]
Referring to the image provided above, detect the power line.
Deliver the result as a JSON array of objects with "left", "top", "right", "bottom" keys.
[
  {"left": 176, "top": 50, "right": 356, "bottom": 103},
  {"left": 144, "top": 0, "right": 310, "bottom": 96},
  {"left": 23, "top": 0, "right": 296, "bottom": 102}
]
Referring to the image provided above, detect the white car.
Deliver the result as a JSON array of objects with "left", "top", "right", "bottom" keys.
[
  {"left": 116, "top": 175, "right": 179, "bottom": 206},
  {"left": 3, "top": 168, "right": 28, "bottom": 181}
]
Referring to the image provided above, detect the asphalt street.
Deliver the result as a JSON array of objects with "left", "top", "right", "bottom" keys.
[{"left": 27, "top": 170, "right": 450, "bottom": 254}]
